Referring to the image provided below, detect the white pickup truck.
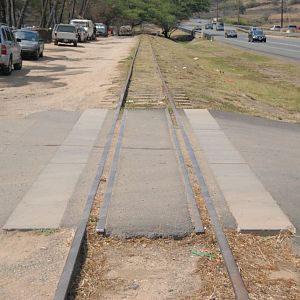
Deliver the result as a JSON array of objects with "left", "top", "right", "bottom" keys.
[{"left": 52, "top": 24, "right": 78, "bottom": 47}]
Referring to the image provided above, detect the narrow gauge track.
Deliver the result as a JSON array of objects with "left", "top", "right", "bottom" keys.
[{"left": 54, "top": 35, "right": 249, "bottom": 300}]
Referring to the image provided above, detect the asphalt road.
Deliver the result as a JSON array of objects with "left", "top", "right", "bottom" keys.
[
  {"left": 181, "top": 19, "right": 300, "bottom": 62},
  {"left": 211, "top": 110, "right": 300, "bottom": 250}
]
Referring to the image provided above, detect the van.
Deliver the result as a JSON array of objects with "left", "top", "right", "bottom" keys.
[{"left": 70, "top": 19, "right": 95, "bottom": 40}]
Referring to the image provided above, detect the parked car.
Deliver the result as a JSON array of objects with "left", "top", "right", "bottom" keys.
[
  {"left": 270, "top": 25, "right": 281, "bottom": 31},
  {"left": 13, "top": 29, "right": 44, "bottom": 60},
  {"left": 248, "top": 27, "right": 266, "bottom": 42},
  {"left": 205, "top": 23, "right": 213, "bottom": 30},
  {"left": 95, "top": 23, "right": 108, "bottom": 37},
  {"left": 53, "top": 24, "right": 78, "bottom": 46},
  {"left": 77, "top": 27, "right": 88, "bottom": 42},
  {"left": 118, "top": 25, "right": 133, "bottom": 36},
  {"left": 70, "top": 19, "right": 95, "bottom": 40},
  {"left": 225, "top": 29, "right": 237, "bottom": 38},
  {"left": 286, "top": 24, "right": 297, "bottom": 33},
  {"left": 216, "top": 22, "right": 224, "bottom": 31},
  {"left": 0, "top": 23, "right": 22, "bottom": 75}
]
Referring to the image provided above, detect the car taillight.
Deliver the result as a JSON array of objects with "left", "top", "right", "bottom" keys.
[{"left": 1, "top": 44, "right": 7, "bottom": 55}]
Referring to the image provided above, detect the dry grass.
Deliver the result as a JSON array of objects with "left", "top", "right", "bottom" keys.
[{"left": 151, "top": 35, "right": 300, "bottom": 122}]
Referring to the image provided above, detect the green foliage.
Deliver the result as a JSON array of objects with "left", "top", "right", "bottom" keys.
[{"left": 88, "top": 0, "right": 210, "bottom": 36}]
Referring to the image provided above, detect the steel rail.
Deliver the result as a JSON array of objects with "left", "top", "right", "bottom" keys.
[
  {"left": 96, "top": 110, "right": 127, "bottom": 234},
  {"left": 53, "top": 38, "right": 141, "bottom": 300},
  {"left": 149, "top": 37, "right": 250, "bottom": 300}
]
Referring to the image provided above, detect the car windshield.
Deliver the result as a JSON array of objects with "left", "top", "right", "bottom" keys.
[
  {"left": 96, "top": 25, "right": 106, "bottom": 32},
  {"left": 72, "top": 21, "right": 89, "bottom": 27},
  {"left": 253, "top": 30, "right": 263, "bottom": 35},
  {"left": 14, "top": 31, "right": 38, "bottom": 41},
  {"left": 57, "top": 25, "right": 76, "bottom": 33},
  {"left": 288, "top": 25, "right": 296, "bottom": 28}
]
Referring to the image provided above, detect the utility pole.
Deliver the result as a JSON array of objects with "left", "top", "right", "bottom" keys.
[
  {"left": 280, "top": 0, "right": 283, "bottom": 29},
  {"left": 217, "top": 0, "right": 219, "bottom": 22},
  {"left": 237, "top": 0, "right": 240, "bottom": 24}
]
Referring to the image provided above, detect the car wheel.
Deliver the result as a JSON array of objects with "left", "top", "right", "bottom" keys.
[
  {"left": 14, "top": 57, "right": 22, "bottom": 70},
  {"left": 34, "top": 50, "right": 39, "bottom": 60},
  {"left": 3, "top": 58, "right": 12, "bottom": 75},
  {"left": 73, "top": 41, "right": 77, "bottom": 47}
]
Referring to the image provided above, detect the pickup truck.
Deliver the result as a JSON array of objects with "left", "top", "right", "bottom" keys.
[{"left": 53, "top": 24, "right": 78, "bottom": 47}]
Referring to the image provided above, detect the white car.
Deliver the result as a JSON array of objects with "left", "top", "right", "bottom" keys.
[
  {"left": 53, "top": 24, "right": 78, "bottom": 47},
  {"left": 270, "top": 25, "right": 281, "bottom": 31},
  {"left": 70, "top": 19, "right": 95, "bottom": 40},
  {"left": 0, "top": 23, "right": 22, "bottom": 75}
]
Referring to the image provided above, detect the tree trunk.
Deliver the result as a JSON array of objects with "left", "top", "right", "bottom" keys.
[
  {"left": 39, "top": 0, "right": 48, "bottom": 27},
  {"left": 82, "top": 0, "right": 88, "bottom": 18},
  {"left": 46, "top": 0, "right": 58, "bottom": 28},
  {"left": 17, "top": 0, "right": 30, "bottom": 28},
  {"left": 70, "top": 0, "right": 75, "bottom": 20},
  {"left": 58, "top": 0, "right": 65, "bottom": 23},
  {"left": 9, "top": 0, "right": 16, "bottom": 27},
  {"left": 5, "top": 0, "right": 12, "bottom": 26},
  {"left": 0, "top": 0, "right": 6, "bottom": 23},
  {"left": 78, "top": 0, "right": 85, "bottom": 17}
]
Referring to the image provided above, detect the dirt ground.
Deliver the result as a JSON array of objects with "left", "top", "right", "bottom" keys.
[
  {"left": 0, "top": 229, "right": 74, "bottom": 300},
  {"left": 0, "top": 37, "right": 137, "bottom": 118},
  {"left": 0, "top": 36, "right": 137, "bottom": 300}
]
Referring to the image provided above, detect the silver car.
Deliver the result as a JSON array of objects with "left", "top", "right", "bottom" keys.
[
  {"left": 13, "top": 29, "right": 44, "bottom": 60},
  {"left": 0, "top": 23, "right": 22, "bottom": 75}
]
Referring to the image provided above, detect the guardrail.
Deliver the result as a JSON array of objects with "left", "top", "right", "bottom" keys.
[
  {"left": 232, "top": 24, "right": 300, "bottom": 38},
  {"left": 178, "top": 26, "right": 214, "bottom": 41}
]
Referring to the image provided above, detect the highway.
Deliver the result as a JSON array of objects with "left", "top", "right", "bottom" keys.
[{"left": 181, "top": 19, "right": 300, "bottom": 62}]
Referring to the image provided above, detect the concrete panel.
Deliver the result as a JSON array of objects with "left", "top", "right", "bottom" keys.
[
  {"left": 4, "top": 109, "right": 107, "bottom": 230},
  {"left": 185, "top": 109, "right": 295, "bottom": 233},
  {"left": 104, "top": 110, "right": 194, "bottom": 238}
]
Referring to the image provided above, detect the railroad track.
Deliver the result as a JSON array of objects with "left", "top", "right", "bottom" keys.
[{"left": 54, "top": 36, "right": 250, "bottom": 300}]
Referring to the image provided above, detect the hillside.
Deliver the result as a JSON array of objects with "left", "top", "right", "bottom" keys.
[{"left": 201, "top": 0, "right": 300, "bottom": 27}]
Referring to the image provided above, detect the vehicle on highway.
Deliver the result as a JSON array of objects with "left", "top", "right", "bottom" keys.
[
  {"left": 286, "top": 24, "right": 297, "bottom": 33},
  {"left": 77, "top": 27, "right": 88, "bottom": 42},
  {"left": 0, "top": 23, "right": 22, "bottom": 75},
  {"left": 248, "top": 27, "right": 266, "bottom": 42},
  {"left": 118, "top": 25, "right": 133, "bottom": 36},
  {"left": 70, "top": 19, "right": 95, "bottom": 40},
  {"left": 95, "top": 23, "right": 108, "bottom": 37},
  {"left": 216, "top": 22, "right": 224, "bottom": 31},
  {"left": 13, "top": 29, "right": 44, "bottom": 60},
  {"left": 53, "top": 24, "right": 78, "bottom": 47},
  {"left": 225, "top": 29, "right": 237, "bottom": 38},
  {"left": 205, "top": 23, "right": 213, "bottom": 30},
  {"left": 212, "top": 17, "right": 218, "bottom": 24},
  {"left": 270, "top": 25, "right": 281, "bottom": 31}
]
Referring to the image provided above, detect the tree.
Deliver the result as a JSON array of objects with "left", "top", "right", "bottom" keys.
[
  {"left": 17, "top": 0, "right": 30, "bottom": 28},
  {"left": 147, "top": 0, "right": 210, "bottom": 38}
]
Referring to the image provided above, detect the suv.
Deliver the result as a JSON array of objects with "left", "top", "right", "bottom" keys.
[
  {"left": 216, "top": 22, "right": 224, "bottom": 31},
  {"left": 248, "top": 27, "right": 266, "bottom": 42},
  {"left": 53, "top": 24, "right": 78, "bottom": 46},
  {"left": 0, "top": 23, "right": 22, "bottom": 75}
]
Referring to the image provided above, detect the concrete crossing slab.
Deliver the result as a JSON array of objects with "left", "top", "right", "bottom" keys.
[
  {"left": 104, "top": 109, "right": 194, "bottom": 238},
  {"left": 4, "top": 109, "right": 107, "bottom": 230},
  {"left": 185, "top": 109, "right": 295, "bottom": 233}
]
